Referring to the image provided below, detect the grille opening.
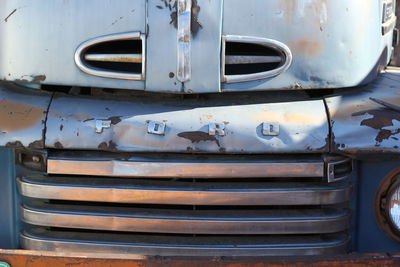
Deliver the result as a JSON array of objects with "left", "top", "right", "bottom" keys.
[
  {"left": 85, "top": 40, "right": 142, "bottom": 54},
  {"left": 83, "top": 39, "right": 142, "bottom": 74},
  {"left": 224, "top": 42, "right": 285, "bottom": 76}
]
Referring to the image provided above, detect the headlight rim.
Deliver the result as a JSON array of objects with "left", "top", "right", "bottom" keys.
[{"left": 375, "top": 167, "right": 400, "bottom": 242}]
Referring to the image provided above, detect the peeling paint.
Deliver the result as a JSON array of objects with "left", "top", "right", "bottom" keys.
[
  {"left": 178, "top": 131, "right": 220, "bottom": 146},
  {"left": 352, "top": 109, "right": 400, "bottom": 143}
]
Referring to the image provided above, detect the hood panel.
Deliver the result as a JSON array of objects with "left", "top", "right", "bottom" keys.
[
  {"left": 0, "top": 0, "right": 393, "bottom": 93},
  {"left": 222, "top": 0, "right": 392, "bottom": 92}
]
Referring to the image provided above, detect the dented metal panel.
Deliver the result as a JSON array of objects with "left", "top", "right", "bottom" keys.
[
  {"left": 0, "top": 0, "right": 146, "bottom": 89},
  {"left": 0, "top": 83, "right": 52, "bottom": 149},
  {"left": 45, "top": 94, "right": 329, "bottom": 153},
  {"left": 326, "top": 67, "right": 400, "bottom": 155},
  {"left": 222, "top": 0, "right": 393, "bottom": 92}
]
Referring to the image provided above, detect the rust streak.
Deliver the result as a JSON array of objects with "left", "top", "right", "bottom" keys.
[{"left": 0, "top": 100, "right": 45, "bottom": 132}]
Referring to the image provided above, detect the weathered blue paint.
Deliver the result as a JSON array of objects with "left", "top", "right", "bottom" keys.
[
  {"left": 222, "top": 0, "right": 393, "bottom": 92},
  {"left": 355, "top": 160, "right": 400, "bottom": 253},
  {"left": 44, "top": 92, "right": 329, "bottom": 153},
  {"left": 0, "top": 0, "right": 393, "bottom": 93},
  {"left": 325, "top": 68, "right": 400, "bottom": 156},
  {"left": 0, "top": 148, "right": 17, "bottom": 249}
]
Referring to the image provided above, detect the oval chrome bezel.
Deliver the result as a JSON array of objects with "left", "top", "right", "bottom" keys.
[
  {"left": 221, "top": 35, "right": 293, "bottom": 84},
  {"left": 74, "top": 32, "right": 145, "bottom": 81}
]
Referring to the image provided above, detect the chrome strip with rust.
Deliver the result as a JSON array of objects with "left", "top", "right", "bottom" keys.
[
  {"left": 225, "top": 55, "right": 282, "bottom": 65},
  {"left": 20, "top": 229, "right": 350, "bottom": 256},
  {"left": 84, "top": 53, "right": 142, "bottom": 63},
  {"left": 46, "top": 158, "right": 325, "bottom": 178},
  {"left": 177, "top": 0, "right": 191, "bottom": 82},
  {"left": 20, "top": 204, "right": 350, "bottom": 234},
  {"left": 18, "top": 177, "right": 352, "bottom": 206}
]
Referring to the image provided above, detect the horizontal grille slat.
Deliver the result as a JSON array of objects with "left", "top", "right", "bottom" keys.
[
  {"left": 21, "top": 203, "right": 350, "bottom": 235},
  {"left": 21, "top": 229, "right": 350, "bottom": 257},
  {"left": 18, "top": 176, "right": 352, "bottom": 206},
  {"left": 84, "top": 53, "right": 142, "bottom": 63}
]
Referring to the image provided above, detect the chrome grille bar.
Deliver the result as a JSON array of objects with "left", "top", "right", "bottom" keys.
[
  {"left": 47, "top": 158, "right": 324, "bottom": 178},
  {"left": 21, "top": 229, "right": 350, "bottom": 256},
  {"left": 18, "top": 176, "right": 352, "bottom": 206},
  {"left": 84, "top": 53, "right": 142, "bottom": 63},
  {"left": 21, "top": 204, "right": 350, "bottom": 235}
]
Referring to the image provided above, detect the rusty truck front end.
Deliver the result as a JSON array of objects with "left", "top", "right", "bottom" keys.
[{"left": 0, "top": 0, "right": 400, "bottom": 265}]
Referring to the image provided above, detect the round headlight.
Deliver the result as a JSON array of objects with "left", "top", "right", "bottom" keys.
[{"left": 375, "top": 168, "right": 400, "bottom": 242}]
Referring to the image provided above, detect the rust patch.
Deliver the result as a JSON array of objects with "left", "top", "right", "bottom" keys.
[
  {"left": 4, "top": 8, "right": 17, "bottom": 22},
  {"left": 28, "top": 140, "right": 44, "bottom": 149},
  {"left": 5, "top": 141, "right": 23, "bottom": 148},
  {"left": 98, "top": 140, "right": 118, "bottom": 151},
  {"left": 54, "top": 142, "right": 64, "bottom": 149},
  {"left": 15, "top": 75, "right": 46, "bottom": 84},
  {"left": 108, "top": 116, "right": 122, "bottom": 125},
  {"left": 169, "top": 0, "right": 202, "bottom": 36},
  {"left": 31, "top": 75, "right": 46, "bottom": 83},
  {"left": 352, "top": 109, "right": 400, "bottom": 143},
  {"left": 292, "top": 40, "right": 323, "bottom": 57},
  {"left": 0, "top": 100, "right": 45, "bottom": 132},
  {"left": 178, "top": 131, "right": 220, "bottom": 146}
]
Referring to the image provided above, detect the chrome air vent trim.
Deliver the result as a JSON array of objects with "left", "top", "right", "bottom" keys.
[
  {"left": 222, "top": 35, "right": 292, "bottom": 83},
  {"left": 74, "top": 32, "right": 145, "bottom": 80}
]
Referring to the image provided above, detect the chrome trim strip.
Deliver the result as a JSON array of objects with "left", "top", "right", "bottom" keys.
[
  {"left": 327, "top": 158, "right": 353, "bottom": 183},
  {"left": 20, "top": 229, "right": 350, "bottom": 256},
  {"left": 177, "top": 0, "right": 191, "bottom": 82},
  {"left": 46, "top": 158, "right": 325, "bottom": 178},
  {"left": 21, "top": 205, "right": 350, "bottom": 234},
  {"left": 84, "top": 53, "right": 142, "bottom": 63},
  {"left": 18, "top": 177, "right": 352, "bottom": 205},
  {"left": 225, "top": 55, "right": 282, "bottom": 65},
  {"left": 221, "top": 35, "right": 293, "bottom": 83},
  {"left": 74, "top": 32, "right": 145, "bottom": 80}
]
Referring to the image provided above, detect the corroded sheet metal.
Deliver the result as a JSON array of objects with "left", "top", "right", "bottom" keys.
[
  {"left": 325, "top": 68, "right": 400, "bottom": 155},
  {"left": 0, "top": 83, "right": 52, "bottom": 149},
  {"left": 45, "top": 94, "right": 328, "bottom": 153},
  {"left": 222, "top": 0, "right": 393, "bottom": 92},
  {"left": 3, "top": 250, "right": 400, "bottom": 267}
]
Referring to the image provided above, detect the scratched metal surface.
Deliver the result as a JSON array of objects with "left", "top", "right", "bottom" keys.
[
  {"left": 0, "top": 0, "right": 146, "bottom": 89},
  {"left": 222, "top": 0, "right": 393, "bottom": 92},
  {"left": 326, "top": 68, "right": 400, "bottom": 155},
  {"left": 45, "top": 94, "right": 329, "bottom": 153},
  {"left": 0, "top": 83, "right": 52, "bottom": 149},
  {"left": 0, "top": 0, "right": 393, "bottom": 93},
  {"left": 146, "top": 0, "right": 223, "bottom": 93}
]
